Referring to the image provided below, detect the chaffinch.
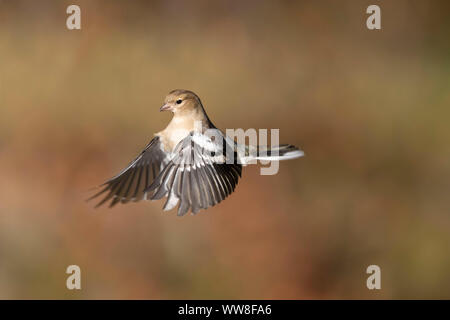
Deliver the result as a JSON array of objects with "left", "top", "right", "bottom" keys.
[{"left": 90, "top": 89, "right": 303, "bottom": 215}]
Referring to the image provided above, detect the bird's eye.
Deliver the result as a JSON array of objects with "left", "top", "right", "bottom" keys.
[{"left": 176, "top": 99, "right": 182, "bottom": 104}]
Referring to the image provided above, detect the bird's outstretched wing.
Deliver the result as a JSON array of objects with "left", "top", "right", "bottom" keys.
[
  {"left": 89, "top": 136, "right": 170, "bottom": 207},
  {"left": 145, "top": 131, "right": 242, "bottom": 216}
]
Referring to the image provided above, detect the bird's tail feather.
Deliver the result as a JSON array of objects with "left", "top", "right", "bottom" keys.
[
  {"left": 255, "top": 144, "right": 304, "bottom": 161},
  {"left": 240, "top": 144, "right": 304, "bottom": 164}
]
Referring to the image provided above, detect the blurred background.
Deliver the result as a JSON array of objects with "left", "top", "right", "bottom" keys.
[{"left": 0, "top": 0, "right": 449, "bottom": 299}]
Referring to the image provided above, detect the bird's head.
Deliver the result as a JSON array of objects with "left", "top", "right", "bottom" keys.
[{"left": 160, "top": 89, "right": 202, "bottom": 115}]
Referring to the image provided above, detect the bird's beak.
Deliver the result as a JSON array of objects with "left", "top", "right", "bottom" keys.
[{"left": 159, "top": 103, "right": 172, "bottom": 112}]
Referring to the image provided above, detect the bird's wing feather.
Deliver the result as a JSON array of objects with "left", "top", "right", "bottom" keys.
[
  {"left": 145, "top": 131, "right": 242, "bottom": 215},
  {"left": 88, "top": 136, "right": 170, "bottom": 207}
]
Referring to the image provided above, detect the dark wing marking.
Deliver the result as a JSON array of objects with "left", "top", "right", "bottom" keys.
[
  {"left": 88, "top": 136, "right": 169, "bottom": 207},
  {"left": 145, "top": 131, "right": 242, "bottom": 216}
]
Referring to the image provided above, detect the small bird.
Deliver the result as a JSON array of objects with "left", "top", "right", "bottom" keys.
[{"left": 89, "top": 89, "right": 303, "bottom": 215}]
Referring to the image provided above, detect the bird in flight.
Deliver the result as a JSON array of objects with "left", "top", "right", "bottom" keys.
[{"left": 89, "top": 89, "right": 304, "bottom": 215}]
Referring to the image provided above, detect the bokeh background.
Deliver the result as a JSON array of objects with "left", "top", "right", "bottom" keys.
[{"left": 0, "top": 0, "right": 449, "bottom": 299}]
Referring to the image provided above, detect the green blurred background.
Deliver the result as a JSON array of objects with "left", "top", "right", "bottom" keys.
[{"left": 1, "top": 0, "right": 449, "bottom": 299}]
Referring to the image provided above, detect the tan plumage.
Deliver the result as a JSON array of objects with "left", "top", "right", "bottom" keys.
[
  {"left": 156, "top": 90, "right": 213, "bottom": 151},
  {"left": 89, "top": 89, "right": 303, "bottom": 215}
]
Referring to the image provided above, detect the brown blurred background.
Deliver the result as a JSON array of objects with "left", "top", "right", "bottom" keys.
[{"left": 0, "top": 0, "right": 449, "bottom": 299}]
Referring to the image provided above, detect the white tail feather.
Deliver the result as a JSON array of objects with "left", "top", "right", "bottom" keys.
[{"left": 256, "top": 149, "right": 304, "bottom": 161}]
